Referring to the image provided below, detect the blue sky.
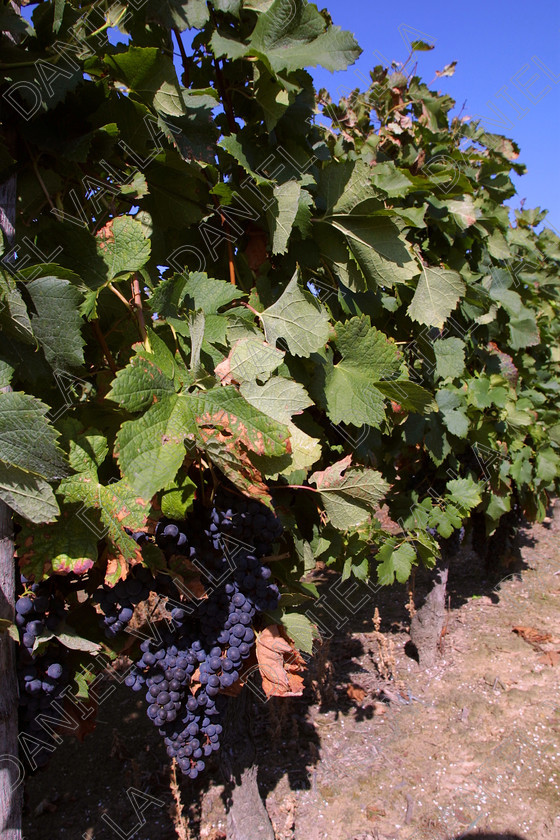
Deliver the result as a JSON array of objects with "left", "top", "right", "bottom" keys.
[{"left": 310, "top": 0, "right": 560, "bottom": 231}]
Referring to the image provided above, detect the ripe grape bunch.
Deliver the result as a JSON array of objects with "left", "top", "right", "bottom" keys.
[
  {"left": 15, "top": 576, "right": 71, "bottom": 768},
  {"left": 127, "top": 490, "right": 283, "bottom": 779},
  {"left": 93, "top": 562, "right": 155, "bottom": 638}
]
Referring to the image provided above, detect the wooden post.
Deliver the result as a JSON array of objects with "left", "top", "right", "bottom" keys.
[{"left": 220, "top": 690, "right": 275, "bottom": 840}]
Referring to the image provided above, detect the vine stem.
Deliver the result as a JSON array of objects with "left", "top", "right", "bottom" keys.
[
  {"left": 242, "top": 301, "right": 262, "bottom": 318},
  {"left": 109, "top": 283, "right": 132, "bottom": 310},
  {"left": 172, "top": 28, "right": 190, "bottom": 86},
  {"left": 86, "top": 6, "right": 126, "bottom": 39},
  {"left": 204, "top": 171, "right": 238, "bottom": 286},
  {"left": 209, "top": 7, "right": 238, "bottom": 134},
  {"left": 91, "top": 320, "right": 118, "bottom": 374},
  {"left": 131, "top": 275, "right": 148, "bottom": 346}
]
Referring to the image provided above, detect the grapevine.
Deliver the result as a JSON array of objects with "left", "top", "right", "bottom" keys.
[{"left": 0, "top": 0, "right": 559, "bottom": 836}]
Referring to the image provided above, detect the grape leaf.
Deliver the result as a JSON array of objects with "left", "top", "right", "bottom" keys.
[
  {"left": 107, "top": 355, "right": 175, "bottom": 413},
  {"left": 309, "top": 455, "right": 389, "bottom": 530},
  {"left": 26, "top": 275, "right": 85, "bottom": 372},
  {"left": 180, "top": 271, "right": 246, "bottom": 313},
  {"left": 261, "top": 271, "right": 330, "bottom": 356},
  {"left": 268, "top": 181, "right": 301, "bottom": 255},
  {"left": 256, "top": 625, "right": 306, "bottom": 697},
  {"left": 0, "top": 391, "right": 68, "bottom": 480},
  {"left": 328, "top": 217, "right": 418, "bottom": 289},
  {"left": 376, "top": 539, "right": 416, "bottom": 585},
  {"left": 249, "top": 0, "right": 362, "bottom": 73},
  {"left": 375, "top": 380, "right": 437, "bottom": 414},
  {"left": 160, "top": 474, "right": 196, "bottom": 519},
  {"left": 408, "top": 266, "right": 465, "bottom": 328},
  {"left": 115, "top": 394, "right": 196, "bottom": 499},
  {"left": 433, "top": 337, "right": 465, "bottom": 380},
  {"left": 239, "top": 376, "right": 313, "bottom": 421},
  {"left": 322, "top": 317, "right": 400, "bottom": 427},
  {"left": 215, "top": 338, "right": 284, "bottom": 384},
  {"left": 95, "top": 216, "right": 151, "bottom": 284},
  {"left": 436, "top": 389, "right": 469, "bottom": 438},
  {"left": 446, "top": 477, "right": 482, "bottom": 512},
  {"left": 0, "top": 464, "right": 59, "bottom": 523},
  {"left": 17, "top": 511, "right": 99, "bottom": 581},
  {"left": 281, "top": 612, "right": 315, "bottom": 654},
  {"left": 241, "top": 377, "right": 321, "bottom": 475}
]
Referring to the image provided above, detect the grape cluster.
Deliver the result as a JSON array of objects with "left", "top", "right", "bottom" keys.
[
  {"left": 93, "top": 564, "right": 154, "bottom": 638},
  {"left": 15, "top": 577, "right": 65, "bottom": 658},
  {"left": 127, "top": 489, "right": 283, "bottom": 779},
  {"left": 15, "top": 577, "right": 70, "bottom": 769}
]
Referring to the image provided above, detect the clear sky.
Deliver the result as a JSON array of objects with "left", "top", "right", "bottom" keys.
[{"left": 310, "top": 0, "right": 560, "bottom": 231}]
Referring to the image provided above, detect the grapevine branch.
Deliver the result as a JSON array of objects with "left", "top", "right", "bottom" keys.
[
  {"left": 91, "top": 320, "right": 118, "bottom": 374},
  {"left": 131, "top": 275, "right": 148, "bottom": 345},
  {"left": 173, "top": 28, "right": 190, "bottom": 86}
]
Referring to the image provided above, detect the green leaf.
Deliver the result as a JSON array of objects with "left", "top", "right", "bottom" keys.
[
  {"left": 309, "top": 455, "right": 389, "bottom": 530},
  {"left": 375, "top": 380, "right": 437, "bottom": 414},
  {"left": 369, "top": 162, "right": 414, "bottom": 198},
  {"left": 248, "top": 0, "right": 361, "bottom": 73},
  {"left": 220, "top": 338, "right": 285, "bottom": 384},
  {"left": 0, "top": 465, "right": 60, "bottom": 523},
  {"left": 433, "top": 337, "right": 465, "bottom": 380},
  {"left": 536, "top": 448, "right": 559, "bottom": 484},
  {"left": 180, "top": 271, "right": 246, "bottom": 314},
  {"left": 116, "top": 394, "right": 195, "bottom": 499},
  {"left": 240, "top": 376, "right": 313, "bottom": 423},
  {"left": 17, "top": 511, "right": 99, "bottom": 581},
  {"left": 107, "top": 355, "right": 175, "bottom": 413},
  {"left": 104, "top": 47, "right": 187, "bottom": 117},
  {"left": 261, "top": 271, "right": 330, "bottom": 357},
  {"left": 326, "top": 217, "right": 418, "bottom": 290},
  {"left": 281, "top": 612, "right": 315, "bottom": 654},
  {"left": 376, "top": 540, "right": 416, "bottom": 585},
  {"left": 25, "top": 275, "right": 85, "bottom": 372},
  {"left": 0, "top": 391, "right": 68, "bottom": 479},
  {"left": 0, "top": 271, "right": 34, "bottom": 343},
  {"left": 161, "top": 474, "right": 197, "bottom": 519},
  {"left": 407, "top": 266, "right": 465, "bottom": 328},
  {"left": 0, "top": 359, "right": 14, "bottom": 389},
  {"left": 508, "top": 314, "right": 540, "bottom": 350},
  {"left": 187, "top": 309, "right": 205, "bottom": 374},
  {"left": 411, "top": 40, "right": 435, "bottom": 51},
  {"left": 96, "top": 216, "right": 151, "bottom": 285},
  {"left": 436, "top": 389, "right": 469, "bottom": 438},
  {"left": 240, "top": 377, "right": 320, "bottom": 475},
  {"left": 323, "top": 316, "right": 400, "bottom": 426},
  {"left": 317, "top": 160, "right": 374, "bottom": 215},
  {"left": 446, "top": 477, "right": 482, "bottom": 512},
  {"left": 268, "top": 181, "right": 301, "bottom": 255}
]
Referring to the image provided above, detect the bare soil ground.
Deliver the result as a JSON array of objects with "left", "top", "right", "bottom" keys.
[{"left": 23, "top": 506, "right": 560, "bottom": 840}]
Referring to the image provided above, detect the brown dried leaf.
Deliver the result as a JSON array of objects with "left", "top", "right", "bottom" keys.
[
  {"left": 215, "top": 356, "right": 234, "bottom": 385},
  {"left": 256, "top": 625, "right": 306, "bottom": 698},
  {"left": 104, "top": 551, "right": 141, "bottom": 586},
  {"left": 512, "top": 625, "right": 553, "bottom": 648},
  {"left": 346, "top": 683, "right": 366, "bottom": 703}
]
